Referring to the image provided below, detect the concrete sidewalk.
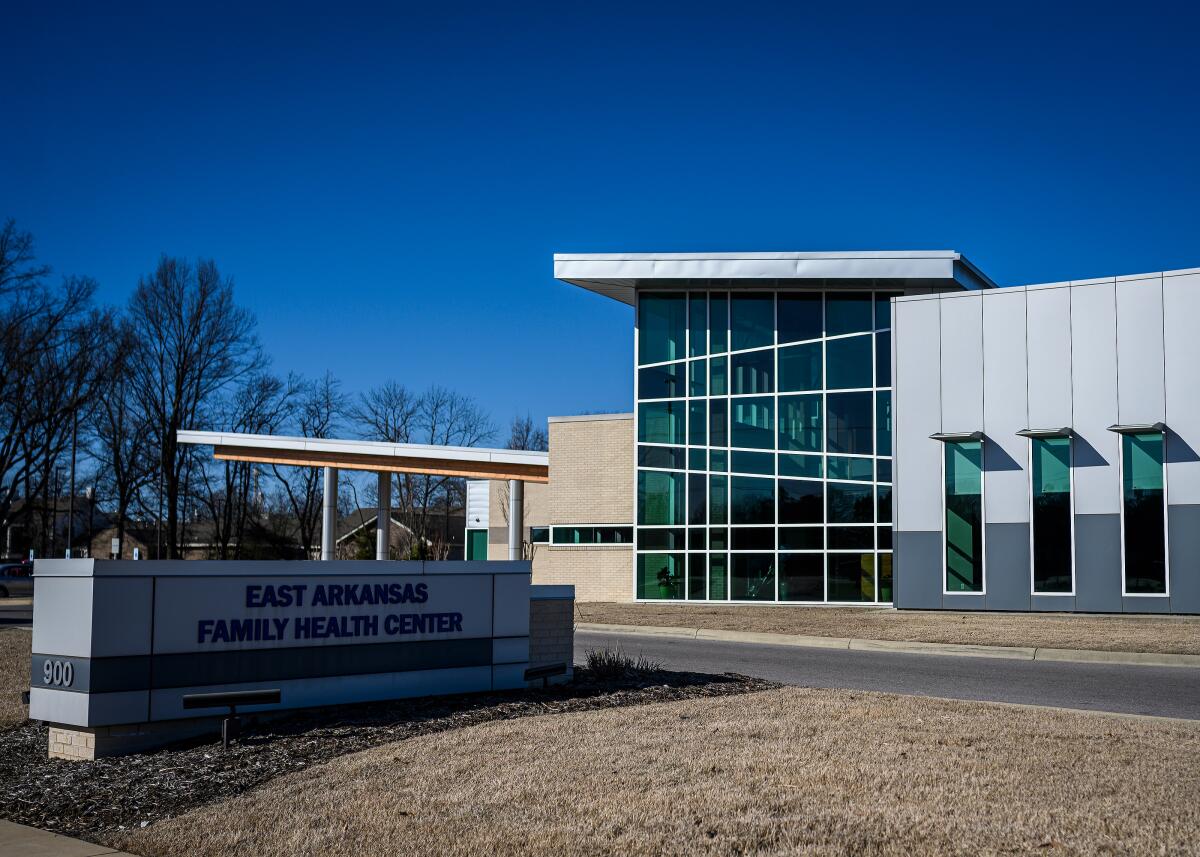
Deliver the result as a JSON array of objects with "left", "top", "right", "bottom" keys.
[
  {"left": 0, "top": 820, "right": 137, "bottom": 856},
  {"left": 576, "top": 622, "right": 1200, "bottom": 668}
]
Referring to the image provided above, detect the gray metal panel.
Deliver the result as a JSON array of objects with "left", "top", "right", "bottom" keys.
[
  {"left": 893, "top": 530, "right": 942, "bottom": 609},
  {"left": 983, "top": 522, "right": 1031, "bottom": 611},
  {"left": 894, "top": 297, "right": 943, "bottom": 532},
  {"left": 1073, "top": 513, "right": 1122, "bottom": 612},
  {"left": 939, "top": 295, "right": 984, "bottom": 432},
  {"left": 1031, "top": 595, "right": 1075, "bottom": 612},
  {"left": 982, "top": 290, "right": 1029, "bottom": 524},
  {"left": 1122, "top": 596, "right": 1169, "bottom": 614},
  {"left": 1115, "top": 277, "right": 1165, "bottom": 425},
  {"left": 31, "top": 577, "right": 93, "bottom": 658},
  {"left": 1163, "top": 273, "right": 1200, "bottom": 504},
  {"left": 1167, "top": 504, "right": 1200, "bottom": 614},
  {"left": 1069, "top": 283, "right": 1120, "bottom": 516},
  {"left": 91, "top": 578, "right": 153, "bottom": 658},
  {"left": 1026, "top": 286, "right": 1073, "bottom": 430},
  {"left": 942, "top": 593, "right": 985, "bottom": 610}
]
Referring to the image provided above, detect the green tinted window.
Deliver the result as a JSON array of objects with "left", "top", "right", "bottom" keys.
[
  {"left": 710, "top": 293, "right": 729, "bottom": 353},
  {"left": 638, "top": 293, "right": 686, "bottom": 365},
  {"left": 780, "top": 553, "right": 824, "bottom": 601},
  {"left": 638, "top": 400, "right": 684, "bottom": 445},
  {"left": 731, "top": 397, "right": 774, "bottom": 449},
  {"left": 709, "top": 475, "right": 728, "bottom": 525},
  {"left": 779, "top": 453, "right": 822, "bottom": 478},
  {"left": 731, "top": 476, "right": 775, "bottom": 525},
  {"left": 1032, "top": 437, "right": 1072, "bottom": 594},
  {"left": 826, "top": 335, "right": 873, "bottom": 389},
  {"left": 731, "top": 554, "right": 775, "bottom": 601},
  {"left": 826, "top": 293, "right": 872, "bottom": 336},
  {"left": 876, "top": 391, "right": 892, "bottom": 456},
  {"left": 638, "top": 470, "right": 684, "bottom": 525},
  {"left": 878, "top": 553, "right": 893, "bottom": 602},
  {"left": 829, "top": 553, "right": 875, "bottom": 602},
  {"left": 778, "top": 342, "right": 821, "bottom": 392},
  {"left": 1122, "top": 432, "right": 1165, "bottom": 594},
  {"left": 732, "top": 349, "right": 774, "bottom": 394},
  {"left": 778, "top": 293, "right": 822, "bottom": 344},
  {"left": 710, "top": 355, "right": 728, "bottom": 395},
  {"left": 778, "top": 394, "right": 821, "bottom": 453},
  {"left": 876, "top": 331, "right": 891, "bottom": 386},
  {"left": 731, "top": 450, "right": 774, "bottom": 475},
  {"left": 688, "top": 473, "right": 706, "bottom": 526},
  {"left": 708, "top": 553, "right": 728, "bottom": 600},
  {"left": 688, "top": 293, "right": 707, "bottom": 358},
  {"left": 877, "top": 484, "right": 892, "bottom": 524},
  {"left": 638, "top": 445, "right": 684, "bottom": 469},
  {"left": 827, "top": 456, "right": 873, "bottom": 481},
  {"left": 828, "top": 482, "right": 873, "bottom": 524},
  {"left": 638, "top": 362, "right": 684, "bottom": 400},
  {"left": 687, "top": 554, "right": 707, "bottom": 599},
  {"left": 945, "top": 440, "right": 983, "bottom": 593},
  {"left": 709, "top": 399, "right": 728, "bottom": 447},
  {"left": 827, "top": 392, "right": 873, "bottom": 455},
  {"left": 731, "top": 293, "right": 773, "bottom": 351},
  {"left": 637, "top": 552, "right": 684, "bottom": 599},
  {"left": 688, "top": 401, "right": 707, "bottom": 446},
  {"left": 689, "top": 359, "right": 706, "bottom": 397},
  {"left": 875, "top": 293, "right": 900, "bottom": 329},
  {"left": 780, "top": 479, "right": 823, "bottom": 524}
]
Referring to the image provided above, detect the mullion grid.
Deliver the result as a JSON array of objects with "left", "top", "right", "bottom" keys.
[{"left": 635, "top": 287, "right": 894, "bottom": 604}]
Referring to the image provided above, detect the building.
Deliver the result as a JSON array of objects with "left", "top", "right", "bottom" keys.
[
  {"left": 893, "top": 267, "right": 1200, "bottom": 614},
  {"left": 463, "top": 251, "right": 1197, "bottom": 614}
]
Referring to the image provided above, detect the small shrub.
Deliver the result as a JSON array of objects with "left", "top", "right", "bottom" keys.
[{"left": 584, "top": 647, "right": 663, "bottom": 680}]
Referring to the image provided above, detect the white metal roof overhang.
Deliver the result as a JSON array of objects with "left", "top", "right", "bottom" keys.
[
  {"left": 178, "top": 430, "right": 550, "bottom": 483},
  {"left": 554, "top": 251, "right": 996, "bottom": 305}
]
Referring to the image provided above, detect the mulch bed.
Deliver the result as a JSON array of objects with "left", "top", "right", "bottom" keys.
[{"left": 0, "top": 667, "right": 774, "bottom": 843}]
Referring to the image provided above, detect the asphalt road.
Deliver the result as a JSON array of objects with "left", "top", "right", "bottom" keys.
[
  {"left": 0, "top": 598, "right": 31, "bottom": 627},
  {"left": 576, "top": 629, "right": 1200, "bottom": 720}
]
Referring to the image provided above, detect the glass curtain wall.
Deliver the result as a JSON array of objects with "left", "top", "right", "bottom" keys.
[
  {"left": 635, "top": 287, "right": 897, "bottom": 602},
  {"left": 944, "top": 439, "right": 983, "bottom": 593}
]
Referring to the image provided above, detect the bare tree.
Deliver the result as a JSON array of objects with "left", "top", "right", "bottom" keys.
[
  {"left": 273, "top": 372, "right": 346, "bottom": 557},
  {"left": 128, "top": 256, "right": 263, "bottom": 558},
  {"left": 0, "top": 220, "right": 107, "bottom": 548},
  {"left": 351, "top": 383, "right": 493, "bottom": 558},
  {"left": 192, "top": 372, "right": 294, "bottom": 558},
  {"left": 506, "top": 413, "right": 548, "bottom": 451},
  {"left": 90, "top": 319, "right": 148, "bottom": 558}
]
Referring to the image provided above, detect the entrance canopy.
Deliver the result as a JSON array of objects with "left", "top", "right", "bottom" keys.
[{"left": 177, "top": 430, "right": 548, "bottom": 483}]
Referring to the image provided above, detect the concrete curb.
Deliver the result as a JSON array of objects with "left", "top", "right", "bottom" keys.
[{"left": 576, "top": 623, "right": 1200, "bottom": 668}]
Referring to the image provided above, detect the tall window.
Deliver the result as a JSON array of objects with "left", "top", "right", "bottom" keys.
[
  {"left": 945, "top": 440, "right": 983, "bottom": 593},
  {"left": 1031, "top": 438, "right": 1072, "bottom": 593},
  {"left": 1122, "top": 432, "right": 1166, "bottom": 595}
]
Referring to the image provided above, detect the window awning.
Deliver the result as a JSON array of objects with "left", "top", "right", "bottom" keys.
[
  {"left": 1106, "top": 422, "right": 1167, "bottom": 435},
  {"left": 1016, "top": 427, "right": 1072, "bottom": 438},
  {"left": 929, "top": 431, "right": 983, "bottom": 442}
]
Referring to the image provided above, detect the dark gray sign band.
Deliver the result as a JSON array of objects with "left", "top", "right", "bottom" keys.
[{"left": 32, "top": 637, "right": 494, "bottom": 694}]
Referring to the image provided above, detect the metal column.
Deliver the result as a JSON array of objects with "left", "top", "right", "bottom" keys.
[
  {"left": 507, "top": 479, "right": 524, "bottom": 561},
  {"left": 321, "top": 466, "right": 338, "bottom": 560},
  {"left": 376, "top": 471, "right": 391, "bottom": 561}
]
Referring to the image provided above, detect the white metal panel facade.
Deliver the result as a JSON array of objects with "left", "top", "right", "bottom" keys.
[
  {"left": 939, "top": 294, "right": 984, "bottom": 432},
  {"left": 1026, "top": 286, "right": 1073, "bottom": 429},
  {"left": 893, "top": 297, "right": 943, "bottom": 532},
  {"left": 1069, "top": 282, "right": 1121, "bottom": 516},
  {"left": 982, "top": 289, "right": 1030, "bottom": 523},
  {"left": 1115, "top": 276, "right": 1166, "bottom": 425},
  {"left": 1164, "top": 272, "right": 1200, "bottom": 504}
]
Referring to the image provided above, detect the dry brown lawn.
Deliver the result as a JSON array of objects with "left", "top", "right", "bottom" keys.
[
  {"left": 0, "top": 628, "right": 30, "bottom": 728},
  {"left": 577, "top": 602, "right": 1200, "bottom": 654},
  {"left": 118, "top": 687, "right": 1200, "bottom": 857}
]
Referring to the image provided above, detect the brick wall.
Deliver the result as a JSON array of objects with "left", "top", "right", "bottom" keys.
[{"left": 529, "top": 594, "right": 574, "bottom": 681}]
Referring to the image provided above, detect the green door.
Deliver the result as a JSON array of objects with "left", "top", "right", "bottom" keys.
[{"left": 466, "top": 529, "right": 488, "bottom": 561}]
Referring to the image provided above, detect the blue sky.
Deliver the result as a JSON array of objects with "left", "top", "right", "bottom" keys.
[{"left": 3, "top": 1, "right": 1197, "bottom": 438}]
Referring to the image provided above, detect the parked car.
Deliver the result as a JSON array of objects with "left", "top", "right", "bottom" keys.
[{"left": 0, "top": 562, "right": 34, "bottom": 598}]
